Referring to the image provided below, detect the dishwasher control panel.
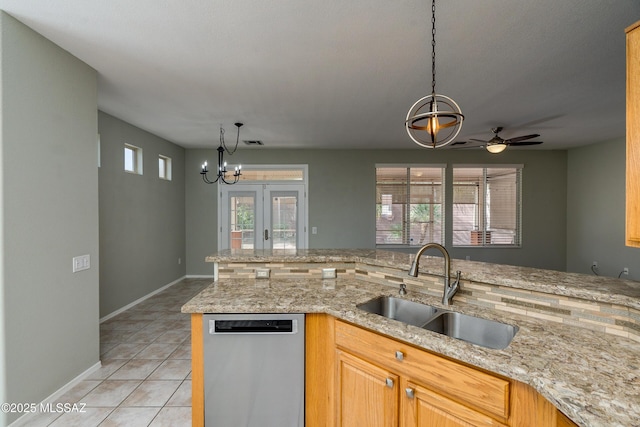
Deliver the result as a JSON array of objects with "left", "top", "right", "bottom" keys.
[{"left": 210, "top": 319, "right": 297, "bottom": 334}]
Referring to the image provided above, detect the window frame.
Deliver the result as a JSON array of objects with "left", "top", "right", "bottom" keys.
[
  {"left": 375, "top": 164, "right": 446, "bottom": 248},
  {"left": 452, "top": 164, "right": 523, "bottom": 248},
  {"left": 124, "top": 143, "right": 143, "bottom": 175},
  {"left": 158, "top": 154, "right": 172, "bottom": 181}
]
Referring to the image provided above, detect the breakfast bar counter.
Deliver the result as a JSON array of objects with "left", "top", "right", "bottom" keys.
[{"left": 183, "top": 249, "right": 640, "bottom": 427}]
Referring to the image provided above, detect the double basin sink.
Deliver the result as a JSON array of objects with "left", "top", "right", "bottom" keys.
[{"left": 357, "top": 296, "right": 518, "bottom": 350}]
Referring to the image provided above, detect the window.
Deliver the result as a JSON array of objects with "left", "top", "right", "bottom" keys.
[
  {"left": 376, "top": 165, "right": 445, "bottom": 247},
  {"left": 452, "top": 165, "right": 522, "bottom": 247},
  {"left": 124, "top": 144, "right": 143, "bottom": 174},
  {"left": 159, "top": 155, "right": 172, "bottom": 180}
]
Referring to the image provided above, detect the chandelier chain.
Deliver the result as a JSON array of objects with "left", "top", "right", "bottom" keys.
[
  {"left": 220, "top": 126, "right": 240, "bottom": 156},
  {"left": 431, "top": 0, "right": 436, "bottom": 96}
]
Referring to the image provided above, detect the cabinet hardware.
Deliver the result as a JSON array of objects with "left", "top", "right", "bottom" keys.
[
  {"left": 385, "top": 378, "right": 394, "bottom": 388},
  {"left": 405, "top": 388, "right": 415, "bottom": 398},
  {"left": 395, "top": 351, "right": 404, "bottom": 361}
]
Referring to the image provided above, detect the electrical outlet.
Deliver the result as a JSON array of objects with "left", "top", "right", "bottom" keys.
[
  {"left": 623, "top": 267, "right": 629, "bottom": 275},
  {"left": 322, "top": 268, "right": 337, "bottom": 279},
  {"left": 592, "top": 261, "right": 598, "bottom": 268},
  {"left": 255, "top": 268, "right": 270, "bottom": 279}
]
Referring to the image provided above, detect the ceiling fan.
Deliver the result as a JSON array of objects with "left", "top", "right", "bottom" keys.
[{"left": 454, "top": 127, "right": 543, "bottom": 153}]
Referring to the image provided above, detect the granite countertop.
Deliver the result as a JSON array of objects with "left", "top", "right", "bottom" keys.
[
  {"left": 189, "top": 249, "right": 640, "bottom": 427},
  {"left": 207, "top": 249, "right": 640, "bottom": 310}
]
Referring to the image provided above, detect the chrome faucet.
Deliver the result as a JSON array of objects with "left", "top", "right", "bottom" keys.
[{"left": 408, "top": 243, "right": 461, "bottom": 306}]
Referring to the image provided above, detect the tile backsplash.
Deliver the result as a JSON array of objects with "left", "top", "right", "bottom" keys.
[{"left": 216, "top": 261, "right": 640, "bottom": 342}]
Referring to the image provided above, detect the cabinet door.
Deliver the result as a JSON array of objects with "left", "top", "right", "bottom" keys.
[
  {"left": 336, "top": 350, "right": 399, "bottom": 427},
  {"left": 402, "top": 381, "right": 507, "bottom": 427},
  {"left": 627, "top": 21, "right": 640, "bottom": 247}
]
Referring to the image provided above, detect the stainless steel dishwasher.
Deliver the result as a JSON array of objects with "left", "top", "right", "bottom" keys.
[{"left": 203, "top": 313, "right": 305, "bottom": 427}]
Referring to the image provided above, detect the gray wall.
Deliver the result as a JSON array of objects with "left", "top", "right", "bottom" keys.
[
  {"left": 186, "top": 147, "right": 567, "bottom": 275},
  {"left": 0, "top": 13, "right": 99, "bottom": 425},
  {"left": 567, "top": 137, "right": 640, "bottom": 280},
  {"left": 98, "top": 111, "right": 186, "bottom": 317}
]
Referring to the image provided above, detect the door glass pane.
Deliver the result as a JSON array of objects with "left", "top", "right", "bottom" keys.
[
  {"left": 230, "top": 196, "right": 255, "bottom": 249},
  {"left": 271, "top": 194, "right": 297, "bottom": 250}
]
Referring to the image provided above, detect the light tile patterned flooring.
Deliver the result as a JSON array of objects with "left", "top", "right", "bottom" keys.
[{"left": 23, "top": 278, "right": 211, "bottom": 427}]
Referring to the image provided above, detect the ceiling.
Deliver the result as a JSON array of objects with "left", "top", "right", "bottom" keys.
[{"left": 1, "top": 0, "right": 639, "bottom": 150}]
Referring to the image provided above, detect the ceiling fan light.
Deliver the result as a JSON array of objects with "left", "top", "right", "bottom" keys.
[{"left": 486, "top": 143, "right": 507, "bottom": 154}]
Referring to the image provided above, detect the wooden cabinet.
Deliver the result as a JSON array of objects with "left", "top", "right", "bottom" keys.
[
  {"left": 334, "top": 319, "right": 510, "bottom": 427},
  {"left": 336, "top": 350, "right": 399, "bottom": 427},
  {"left": 403, "top": 380, "right": 507, "bottom": 427},
  {"left": 626, "top": 20, "right": 640, "bottom": 247},
  {"left": 305, "top": 317, "right": 579, "bottom": 427}
]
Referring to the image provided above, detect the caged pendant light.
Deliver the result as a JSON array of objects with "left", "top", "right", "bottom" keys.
[{"left": 405, "top": 0, "right": 464, "bottom": 149}]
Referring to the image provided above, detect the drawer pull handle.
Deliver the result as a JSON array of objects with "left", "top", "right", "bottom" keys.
[
  {"left": 395, "top": 351, "right": 404, "bottom": 361},
  {"left": 405, "top": 388, "right": 415, "bottom": 399},
  {"left": 385, "top": 378, "right": 394, "bottom": 388}
]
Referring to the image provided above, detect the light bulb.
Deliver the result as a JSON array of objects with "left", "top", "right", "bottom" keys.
[{"left": 429, "top": 116, "right": 439, "bottom": 135}]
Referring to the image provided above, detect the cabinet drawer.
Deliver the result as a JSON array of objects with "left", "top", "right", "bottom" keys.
[{"left": 335, "top": 320, "right": 510, "bottom": 421}]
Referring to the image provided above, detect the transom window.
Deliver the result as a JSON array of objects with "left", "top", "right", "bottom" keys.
[
  {"left": 376, "top": 165, "right": 445, "bottom": 247},
  {"left": 158, "top": 155, "right": 172, "bottom": 180},
  {"left": 124, "top": 144, "right": 143, "bottom": 175},
  {"left": 452, "top": 165, "right": 522, "bottom": 247}
]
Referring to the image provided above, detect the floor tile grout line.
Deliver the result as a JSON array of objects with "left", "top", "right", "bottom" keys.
[{"left": 38, "top": 279, "right": 210, "bottom": 426}]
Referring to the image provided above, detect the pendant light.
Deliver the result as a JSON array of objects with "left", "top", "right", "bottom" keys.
[
  {"left": 201, "top": 123, "right": 243, "bottom": 185},
  {"left": 405, "top": 0, "right": 464, "bottom": 148}
]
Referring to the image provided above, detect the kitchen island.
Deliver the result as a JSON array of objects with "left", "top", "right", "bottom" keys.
[{"left": 182, "top": 249, "right": 640, "bottom": 427}]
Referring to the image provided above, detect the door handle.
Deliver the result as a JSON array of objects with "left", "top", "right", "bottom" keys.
[{"left": 264, "top": 229, "right": 269, "bottom": 240}]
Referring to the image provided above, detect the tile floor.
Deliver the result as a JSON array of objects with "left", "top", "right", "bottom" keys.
[{"left": 21, "top": 278, "right": 211, "bottom": 427}]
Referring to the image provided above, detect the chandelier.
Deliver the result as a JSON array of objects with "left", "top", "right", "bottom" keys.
[
  {"left": 201, "top": 122, "right": 243, "bottom": 185},
  {"left": 405, "top": 0, "right": 464, "bottom": 148}
]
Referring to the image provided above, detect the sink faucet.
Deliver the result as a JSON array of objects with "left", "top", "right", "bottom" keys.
[{"left": 408, "top": 243, "right": 461, "bottom": 306}]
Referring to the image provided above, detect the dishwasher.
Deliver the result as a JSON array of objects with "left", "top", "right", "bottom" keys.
[{"left": 203, "top": 313, "right": 305, "bottom": 427}]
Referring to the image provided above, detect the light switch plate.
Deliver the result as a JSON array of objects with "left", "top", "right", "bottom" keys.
[{"left": 72, "top": 254, "right": 90, "bottom": 273}]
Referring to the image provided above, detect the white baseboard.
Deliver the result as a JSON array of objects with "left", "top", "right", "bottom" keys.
[
  {"left": 185, "top": 274, "right": 215, "bottom": 279},
  {"left": 9, "top": 361, "right": 102, "bottom": 427},
  {"left": 100, "top": 275, "right": 187, "bottom": 323}
]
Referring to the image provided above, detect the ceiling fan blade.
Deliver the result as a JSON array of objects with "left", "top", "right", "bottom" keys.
[
  {"left": 452, "top": 144, "right": 485, "bottom": 150},
  {"left": 469, "top": 138, "right": 488, "bottom": 143},
  {"left": 507, "top": 141, "right": 543, "bottom": 146},
  {"left": 450, "top": 141, "right": 468, "bottom": 146},
  {"left": 504, "top": 134, "right": 540, "bottom": 143}
]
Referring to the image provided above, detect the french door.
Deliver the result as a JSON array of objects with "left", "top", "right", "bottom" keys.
[{"left": 219, "top": 184, "right": 307, "bottom": 250}]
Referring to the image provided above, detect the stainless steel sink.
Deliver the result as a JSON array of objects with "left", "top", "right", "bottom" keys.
[
  {"left": 356, "top": 296, "right": 440, "bottom": 327},
  {"left": 357, "top": 296, "right": 518, "bottom": 349},
  {"left": 422, "top": 311, "right": 518, "bottom": 350}
]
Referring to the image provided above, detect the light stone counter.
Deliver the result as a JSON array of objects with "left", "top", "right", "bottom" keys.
[
  {"left": 206, "top": 249, "right": 640, "bottom": 309},
  {"left": 186, "top": 249, "right": 640, "bottom": 427}
]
